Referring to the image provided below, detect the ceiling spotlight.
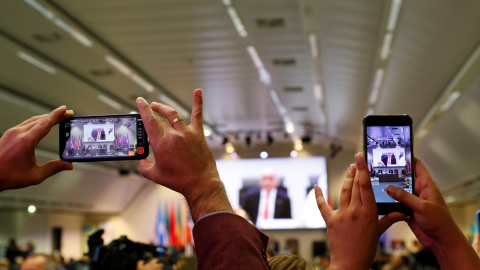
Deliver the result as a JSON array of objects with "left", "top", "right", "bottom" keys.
[
  {"left": 245, "top": 134, "right": 252, "bottom": 147},
  {"left": 231, "top": 152, "right": 238, "bottom": 159},
  {"left": 27, "top": 205, "right": 37, "bottom": 214},
  {"left": 225, "top": 142, "right": 235, "bottom": 154},
  {"left": 222, "top": 137, "right": 229, "bottom": 145},
  {"left": 301, "top": 135, "right": 312, "bottom": 144},
  {"left": 267, "top": 132, "right": 274, "bottom": 145},
  {"left": 260, "top": 151, "right": 269, "bottom": 159},
  {"left": 290, "top": 150, "right": 298, "bottom": 158}
]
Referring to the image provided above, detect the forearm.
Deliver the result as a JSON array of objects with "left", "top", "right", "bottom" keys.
[
  {"left": 431, "top": 229, "right": 480, "bottom": 269},
  {"left": 185, "top": 178, "right": 233, "bottom": 223}
]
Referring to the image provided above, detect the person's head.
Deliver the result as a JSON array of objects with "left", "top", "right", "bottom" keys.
[
  {"left": 260, "top": 168, "right": 279, "bottom": 192},
  {"left": 21, "top": 254, "right": 58, "bottom": 270},
  {"left": 387, "top": 151, "right": 393, "bottom": 157},
  {"left": 268, "top": 254, "right": 316, "bottom": 270}
]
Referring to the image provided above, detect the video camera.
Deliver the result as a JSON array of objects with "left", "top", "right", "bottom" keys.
[{"left": 87, "top": 229, "right": 177, "bottom": 270}]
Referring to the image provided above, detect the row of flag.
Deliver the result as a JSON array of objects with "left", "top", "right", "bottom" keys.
[
  {"left": 70, "top": 134, "right": 83, "bottom": 149},
  {"left": 155, "top": 201, "right": 194, "bottom": 248},
  {"left": 114, "top": 133, "right": 130, "bottom": 147}
]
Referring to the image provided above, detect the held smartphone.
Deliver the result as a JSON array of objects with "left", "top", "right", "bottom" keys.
[
  {"left": 59, "top": 114, "right": 149, "bottom": 162},
  {"left": 363, "top": 115, "right": 415, "bottom": 215}
]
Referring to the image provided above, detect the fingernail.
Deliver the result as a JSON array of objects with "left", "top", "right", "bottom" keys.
[
  {"left": 355, "top": 152, "right": 364, "bottom": 164},
  {"left": 66, "top": 110, "right": 73, "bottom": 114},
  {"left": 385, "top": 184, "right": 393, "bottom": 194},
  {"left": 136, "top": 97, "right": 147, "bottom": 104},
  {"left": 196, "top": 89, "right": 203, "bottom": 96},
  {"left": 348, "top": 164, "right": 356, "bottom": 172},
  {"left": 314, "top": 184, "right": 319, "bottom": 191}
]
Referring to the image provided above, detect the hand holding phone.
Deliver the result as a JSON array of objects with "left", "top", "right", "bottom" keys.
[
  {"left": 59, "top": 114, "right": 149, "bottom": 162},
  {"left": 363, "top": 115, "right": 415, "bottom": 215}
]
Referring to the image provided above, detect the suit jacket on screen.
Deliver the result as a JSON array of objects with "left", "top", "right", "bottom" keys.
[{"left": 242, "top": 188, "right": 292, "bottom": 225}]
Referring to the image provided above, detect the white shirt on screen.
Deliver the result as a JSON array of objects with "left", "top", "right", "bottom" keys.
[{"left": 256, "top": 187, "right": 277, "bottom": 223}]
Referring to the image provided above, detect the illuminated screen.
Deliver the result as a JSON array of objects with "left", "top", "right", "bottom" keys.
[
  {"left": 217, "top": 157, "right": 327, "bottom": 229},
  {"left": 365, "top": 126, "right": 414, "bottom": 203},
  {"left": 62, "top": 116, "right": 141, "bottom": 160}
]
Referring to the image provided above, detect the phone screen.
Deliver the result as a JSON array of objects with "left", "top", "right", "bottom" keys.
[
  {"left": 59, "top": 114, "right": 148, "bottom": 162},
  {"left": 364, "top": 115, "right": 414, "bottom": 214}
]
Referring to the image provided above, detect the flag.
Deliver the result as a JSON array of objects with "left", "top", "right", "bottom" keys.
[
  {"left": 155, "top": 203, "right": 168, "bottom": 247},
  {"left": 169, "top": 202, "right": 177, "bottom": 247}
]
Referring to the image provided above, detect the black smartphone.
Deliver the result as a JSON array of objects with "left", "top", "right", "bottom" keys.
[
  {"left": 59, "top": 114, "right": 149, "bottom": 162},
  {"left": 363, "top": 115, "right": 415, "bottom": 215}
]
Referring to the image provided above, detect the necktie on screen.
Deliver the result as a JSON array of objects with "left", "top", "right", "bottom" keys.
[
  {"left": 388, "top": 157, "right": 391, "bottom": 165},
  {"left": 263, "top": 191, "right": 270, "bottom": 219}
]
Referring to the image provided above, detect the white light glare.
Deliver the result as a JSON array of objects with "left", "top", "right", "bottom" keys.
[
  {"left": 313, "top": 83, "right": 323, "bottom": 102},
  {"left": 285, "top": 120, "right": 295, "bottom": 134},
  {"left": 53, "top": 18, "right": 93, "bottom": 47},
  {"left": 131, "top": 74, "right": 154, "bottom": 92},
  {"left": 27, "top": 205, "right": 37, "bottom": 214},
  {"left": 368, "top": 69, "right": 384, "bottom": 105},
  {"left": 226, "top": 6, "right": 248, "bottom": 38},
  {"left": 225, "top": 143, "right": 235, "bottom": 154},
  {"left": 387, "top": 0, "right": 403, "bottom": 32},
  {"left": 308, "top": 33, "right": 318, "bottom": 59},
  {"left": 17, "top": 51, "right": 56, "bottom": 74},
  {"left": 260, "top": 151, "right": 268, "bottom": 159},
  {"left": 380, "top": 33, "right": 393, "bottom": 60},
  {"left": 441, "top": 91, "right": 461, "bottom": 112},
  {"left": 290, "top": 150, "right": 298, "bottom": 158}
]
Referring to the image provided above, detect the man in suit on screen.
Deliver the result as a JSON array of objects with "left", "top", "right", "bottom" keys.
[
  {"left": 242, "top": 168, "right": 292, "bottom": 226},
  {"left": 381, "top": 151, "right": 397, "bottom": 166}
]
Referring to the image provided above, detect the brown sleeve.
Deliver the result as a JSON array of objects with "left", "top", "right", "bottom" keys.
[{"left": 193, "top": 212, "right": 270, "bottom": 270}]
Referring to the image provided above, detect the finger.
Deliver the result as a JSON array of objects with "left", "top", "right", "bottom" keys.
[
  {"left": 30, "top": 106, "right": 68, "bottom": 144},
  {"left": 385, "top": 184, "right": 421, "bottom": 211},
  {"left": 34, "top": 160, "right": 73, "bottom": 182},
  {"left": 378, "top": 212, "right": 406, "bottom": 235},
  {"left": 314, "top": 185, "right": 333, "bottom": 222},
  {"left": 356, "top": 153, "right": 376, "bottom": 208},
  {"left": 190, "top": 89, "right": 204, "bottom": 132},
  {"left": 351, "top": 154, "right": 363, "bottom": 205},
  {"left": 137, "top": 97, "right": 166, "bottom": 142},
  {"left": 137, "top": 260, "right": 145, "bottom": 269},
  {"left": 150, "top": 102, "right": 187, "bottom": 130},
  {"left": 138, "top": 159, "right": 156, "bottom": 181},
  {"left": 339, "top": 164, "right": 356, "bottom": 209}
]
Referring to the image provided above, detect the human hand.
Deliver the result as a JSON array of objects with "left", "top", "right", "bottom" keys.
[
  {"left": 136, "top": 89, "right": 232, "bottom": 222},
  {"left": 315, "top": 153, "right": 404, "bottom": 270},
  {"left": 136, "top": 258, "right": 163, "bottom": 270},
  {"left": 473, "top": 233, "right": 480, "bottom": 257},
  {"left": 0, "top": 106, "right": 74, "bottom": 191},
  {"left": 386, "top": 158, "right": 480, "bottom": 269}
]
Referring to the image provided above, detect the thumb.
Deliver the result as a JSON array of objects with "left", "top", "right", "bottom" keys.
[
  {"left": 378, "top": 212, "right": 406, "bottom": 235},
  {"left": 36, "top": 160, "right": 73, "bottom": 180},
  {"left": 385, "top": 184, "right": 421, "bottom": 211},
  {"left": 137, "top": 260, "right": 145, "bottom": 269}
]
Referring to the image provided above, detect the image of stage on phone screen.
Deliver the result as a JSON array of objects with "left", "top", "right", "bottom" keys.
[
  {"left": 366, "top": 126, "right": 413, "bottom": 203},
  {"left": 61, "top": 116, "right": 143, "bottom": 160}
]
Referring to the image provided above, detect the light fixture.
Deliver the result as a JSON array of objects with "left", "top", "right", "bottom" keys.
[
  {"left": 290, "top": 150, "right": 298, "bottom": 158},
  {"left": 17, "top": 51, "right": 56, "bottom": 74},
  {"left": 53, "top": 18, "right": 93, "bottom": 47},
  {"left": 308, "top": 33, "right": 318, "bottom": 59},
  {"left": 441, "top": 91, "right": 461, "bottom": 112},
  {"left": 204, "top": 127, "right": 212, "bottom": 137},
  {"left": 368, "top": 68, "right": 384, "bottom": 105},
  {"left": 260, "top": 151, "right": 268, "bottom": 159},
  {"left": 0, "top": 88, "right": 50, "bottom": 114},
  {"left": 224, "top": 4, "right": 248, "bottom": 38},
  {"left": 231, "top": 152, "right": 238, "bottom": 159},
  {"left": 294, "top": 140, "right": 303, "bottom": 151},
  {"left": 284, "top": 118, "right": 295, "bottom": 134},
  {"left": 245, "top": 134, "right": 252, "bottom": 147},
  {"left": 27, "top": 205, "right": 37, "bottom": 214},
  {"left": 225, "top": 142, "right": 235, "bottom": 154},
  {"left": 131, "top": 74, "right": 154, "bottom": 92},
  {"left": 269, "top": 89, "right": 287, "bottom": 116},
  {"left": 98, "top": 94, "right": 122, "bottom": 110},
  {"left": 387, "top": 0, "right": 403, "bottom": 32},
  {"left": 105, "top": 55, "right": 132, "bottom": 76},
  {"left": 313, "top": 83, "right": 323, "bottom": 102},
  {"left": 380, "top": 33, "right": 393, "bottom": 60},
  {"left": 24, "top": 0, "right": 93, "bottom": 48},
  {"left": 267, "top": 132, "right": 274, "bottom": 145}
]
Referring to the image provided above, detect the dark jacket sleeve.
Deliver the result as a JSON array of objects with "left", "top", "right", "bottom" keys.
[{"left": 193, "top": 212, "right": 270, "bottom": 270}]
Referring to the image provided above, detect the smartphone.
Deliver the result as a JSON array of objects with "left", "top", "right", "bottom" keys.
[
  {"left": 59, "top": 114, "right": 149, "bottom": 162},
  {"left": 363, "top": 115, "right": 415, "bottom": 215}
]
